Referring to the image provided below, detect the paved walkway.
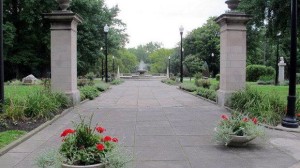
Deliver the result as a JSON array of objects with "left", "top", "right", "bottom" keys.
[{"left": 1, "top": 80, "right": 300, "bottom": 168}]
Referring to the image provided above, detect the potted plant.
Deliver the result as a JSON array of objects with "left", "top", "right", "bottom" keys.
[
  {"left": 214, "top": 112, "right": 265, "bottom": 146},
  {"left": 36, "top": 115, "right": 131, "bottom": 168}
]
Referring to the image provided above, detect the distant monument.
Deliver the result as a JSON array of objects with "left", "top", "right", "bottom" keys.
[
  {"left": 22, "top": 74, "right": 39, "bottom": 85},
  {"left": 278, "top": 57, "right": 286, "bottom": 85},
  {"left": 137, "top": 60, "right": 147, "bottom": 75}
]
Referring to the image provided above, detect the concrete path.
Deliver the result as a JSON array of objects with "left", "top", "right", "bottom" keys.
[{"left": 1, "top": 80, "right": 300, "bottom": 168}]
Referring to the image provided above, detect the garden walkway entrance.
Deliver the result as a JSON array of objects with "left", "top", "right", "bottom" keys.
[{"left": 0, "top": 80, "right": 299, "bottom": 168}]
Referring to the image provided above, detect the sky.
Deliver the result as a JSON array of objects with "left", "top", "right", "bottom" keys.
[{"left": 105, "top": 0, "right": 228, "bottom": 49}]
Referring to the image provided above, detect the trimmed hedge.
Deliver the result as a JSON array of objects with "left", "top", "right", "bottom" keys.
[{"left": 246, "top": 65, "right": 275, "bottom": 82}]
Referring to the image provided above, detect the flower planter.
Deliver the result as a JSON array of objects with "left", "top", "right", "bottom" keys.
[
  {"left": 57, "top": 0, "right": 71, "bottom": 11},
  {"left": 226, "top": 135, "right": 256, "bottom": 147},
  {"left": 62, "top": 163, "right": 106, "bottom": 168}
]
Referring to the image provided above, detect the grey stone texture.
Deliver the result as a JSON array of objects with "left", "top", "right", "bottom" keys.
[
  {"left": 44, "top": 11, "right": 83, "bottom": 105},
  {"left": 215, "top": 13, "right": 252, "bottom": 106},
  {"left": 0, "top": 80, "right": 299, "bottom": 168}
]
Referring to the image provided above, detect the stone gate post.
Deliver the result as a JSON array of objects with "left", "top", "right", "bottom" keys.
[
  {"left": 44, "top": 10, "right": 83, "bottom": 105},
  {"left": 215, "top": 5, "right": 251, "bottom": 106}
]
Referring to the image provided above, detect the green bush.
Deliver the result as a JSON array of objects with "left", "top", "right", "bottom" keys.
[
  {"left": 110, "top": 79, "right": 124, "bottom": 85},
  {"left": 78, "top": 79, "right": 89, "bottom": 87},
  {"left": 179, "top": 83, "right": 198, "bottom": 92},
  {"left": 196, "top": 88, "right": 217, "bottom": 101},
  {"left": 161, "top": 79, "right": 177, "bottom": 85},
  {"left": 80, "top": 86, "right": 99, "bottom": 100},
  {"left": 229, "top": 87, "right": 285, "bottom": 125},
  {"left": 257, "top": 75, "right": 274, "bottom": 85},
  {"left": 4, "top": 98, "right": 27, "bottom": 121},
  {"left": 216, "top": 74, "right": 220, "bottom": 81},
  {"left": 246, "top": 65, "right": 275, "bottom": 82},
  {"left": 95, "top": 82, "right": 110, "bottom": 92},
  {"left": 194, "top": 72, "right": 203, "bottom": 80},
  {"left": 297, "top": 73, "right": 300, "bottom": 84},
  {"left": 24, "top": 90, "right": 60, "bottom": 119},
  {"left": 195, "top": 79, "right": 211, "bottom": 89},
  {"left": 85, "top": 72, "right": 96, "bottom": 81}
]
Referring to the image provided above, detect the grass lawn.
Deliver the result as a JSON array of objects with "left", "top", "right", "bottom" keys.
[
  {"left": 5, "top": 85, "right": 43, "bottom": 100},
  {"left": 0, "top": 130, "right": 26, "bottom": 149}
]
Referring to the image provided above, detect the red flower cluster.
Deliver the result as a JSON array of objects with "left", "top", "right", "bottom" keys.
[
  {"left": 61, "top": 129, "right": 76, "bottom": 137},
  {"left": 96, "top": 144, "right": 105, "bottom": 151},
  {"left": 252, "top": 117, "right": 258, "bottom": 124},
  {"left": 221, "top": 114, "right": 229, "bottom": 120},
  {"left": 102, "top": 136, "right": 118, "bottom": 143},
  {"left": 243, "top": 118, "right": 249, "bottom": 122},
  {"left": 96, "top": 126, "right": 106, "bottom": 133}
]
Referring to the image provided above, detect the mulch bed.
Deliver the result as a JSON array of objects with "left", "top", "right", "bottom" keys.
[{"left": 0, "top": 118, "right": 48, "bottom": 132}]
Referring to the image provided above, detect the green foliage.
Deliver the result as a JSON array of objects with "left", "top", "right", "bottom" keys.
[
  {"left": 229, "top": 87, "right": 285, "bottom": 125},
  {"left": 78, "top": 78, "right": 89, "bottom": 87},
  {"left": 179, "top": 83, "right": 198, "bottom": 92},
  {"left": 35, "top": 149, "right": 62, "bottom": 168},
  {"left": 110, "top": 79, "right": 124, "bottom": 85},
  {"left": 257, "top": 75, "right": 274, "bottom": 85},
  {"left": 214, "top": 112, "right": 265, "bottom": 146},
  {"left": 216, "top": 74, "right": 220, "bottom": 81},
  {"left": 297, "top": 73, "right": 300, "bottom": 84},
  {"left": 183, "top": 55, "right": 203, "bottom": 79},
  {"left": 80, "top": 86, "right": 99, "bottom": 100},
  {"left": 4, "top": 98, "right": 27, "bottom": 121},
  {"left": 95, "top": 82, "right": 110, "bottom": 92},
  {"left": 194, "top": 72, "right": 203, "bottom": 80},
  {"left": 85, "top": 72, "right": 96, "bottom": 81},
  {"left": 106, "top": 146, "right": 133, "bottom": 168},
  {"left": 149, "top": 48, "right": 173, "bottom": 73},
  {"left": 0, "top": 130, "right": 26, "bottom": 149},
  {"left": 161, "top": 79, "right": 177, "bottom": 85},
  {"left": 196, "top": 88, "right": 216, "bottom": 101},
  {"left": 246, "top": 65, "right": 275, "bottom": 82},
  {"left": 195, "top": 79, "right": 211, "bottom": 89}
]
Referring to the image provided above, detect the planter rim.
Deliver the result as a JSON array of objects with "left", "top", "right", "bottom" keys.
[{"left": 62, "top": 162, "right": 106, "bottom": 168}]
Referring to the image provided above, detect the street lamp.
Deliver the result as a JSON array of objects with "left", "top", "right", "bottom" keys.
[
  {"left": 104, "top": 24, "right": 109, "bottom": 83},
  {"left": 0, "top": 0, "right": 4, "bottom": 112},
  {"left": 112, "top": 55, "right": 115, "bottom": 75},
  {"left": 282, "top": 0, "right": 298, "bottom": 128},
  {"left": 275, "top": 32, "right": 281, "bottom": 86},
  {"left": 179, "top": 25, "right": 184, "bottom": 83},
  {"left": 100, "top": 47, "right": 104, "bottom": 81},
  {"left": 211, "top": 53, "right": 214, "bottom": 57},
  {"left": 168, "top": 56, "right": 171, "bottom": 75}
]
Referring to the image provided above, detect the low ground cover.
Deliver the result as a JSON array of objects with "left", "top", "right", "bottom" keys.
[{"left": 0, "top": 130, "right": 26, "bottom": 149}]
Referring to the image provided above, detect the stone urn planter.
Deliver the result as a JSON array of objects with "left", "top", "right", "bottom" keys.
[
  {"left": 61, "top": 163, "right": 106, "bottom": 168},
  {"left": 57, "top": 0, "right": 71, "bottom": 11},
  {"left": 226, "top": 135, "right": 256, "bottom": 147},
  {"left": 225, "top": 0, "right": 241, "bottom": 11}
]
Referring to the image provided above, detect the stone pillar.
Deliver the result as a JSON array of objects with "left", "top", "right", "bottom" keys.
[
  {"left": 278, "top": 57, "right": 286, "bottom": 85},
  {"left": 44, "top": 11, "right": 83, "bottom": 105},
  {"left": 215, "top": 13, "right": 251, "bottom": 106},
  {"left": 167, "top": 67, "right": 170, "bottom": 78}
]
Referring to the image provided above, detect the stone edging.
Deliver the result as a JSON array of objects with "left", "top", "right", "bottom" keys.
[{"left": 0, "top": 99, "right": 89, "bottom": 156}]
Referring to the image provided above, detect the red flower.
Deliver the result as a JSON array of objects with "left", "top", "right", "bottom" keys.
[
  {"left": 96, "top": 144, "right": 105, "bottom": 151},
  {"left": 96, "top": 126, "right": 106, "bottom": 133},
  {"left": 102, "top": 136, "right": 112, "bottom": 142},
  {"left": 112, "top": 137, "right": 118, "bottom": 143},
  {"left": 61, "top": 129, "right": 75, "bottom": 137},
  {"left": 243, "top": 118, "right": 249, "bottom": 122},
  {"left": 252, "top": 117, "right": 258, "bottom": 124},
  {"left": 221, "top": 114, "right": 228, "bottom": 120}
]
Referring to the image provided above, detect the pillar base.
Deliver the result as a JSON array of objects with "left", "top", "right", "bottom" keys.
[
  {"left": 282, "top": 116, "right": 299, "bottom": 128},
  {"left": 217, "top": 90, "right": 234, "bottom": 107},
  {"left": 65, "top": 90, "right": 80, "bottom": 105}
]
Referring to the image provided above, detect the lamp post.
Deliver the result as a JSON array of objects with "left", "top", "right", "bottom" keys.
[
  {"left": 168, "top": 56, "right": 171, "bottom": 75},
  {"left": 275, "top": 32, "right": 281, "bottom": 86},
  {"left": 104, "top": 24, "right": 109, "bottom": 83},
  {"left": 282, "top": 0, "right": 298, "bottom": 128},
  {"left": 179, "top": 25, "right": 184, "bottom": 83},
  {"left": 112, "top": 56, "right": 115, "bottom": 75},
  {"left": 0, "top": 0, "right": 4, "bottom": 112},
  {"left": 100, "top": 47, "right": 104, "bottom": 81},
  {"left": 211, "top": 53, "right": 214, "bottom": 76}
]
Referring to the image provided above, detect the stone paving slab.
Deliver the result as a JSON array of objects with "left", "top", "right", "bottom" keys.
[{"left": 0, "top": 80, "right": 300, "bottom": 168}]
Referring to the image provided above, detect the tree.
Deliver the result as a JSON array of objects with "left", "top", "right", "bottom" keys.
[
  {"left": 183, "top": 54, "right": 203, "bottom": 80},
  {"left": 149, "top": 48, "right": 173, "bottom": 73}
]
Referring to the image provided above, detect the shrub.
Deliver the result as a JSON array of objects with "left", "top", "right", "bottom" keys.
[
  {"left": 180, "top": 83, "right": 198, "bottom": 92},
  {"left": 85, "top": 72, "right": 96, "bottom": 81},
  {"left": 51, "top": 93, "right": 70, "bottom": 108},
  {"left": 161, "top": 79, "right": 177, "bottom": 85},
  {"left": 257, "top": 75, "right": 274, "bottom": 85},
  {"left": 4, "top": 98, "right": 27, "bottom": 121},
  {"left": 229, "top": 87, "right": 285, "bottom": 125},
  {"left": 211, "top": 83, "right": 220, "bottom": 91},
  {"left": 195, "top": 79, "right": 211, "bottom": 89},
  {"left": 297, "top": 73, "right": 300, "bottom": 84},
  {"left": 78, "top": 79, "right": 89, "bottom": 87},
  {"left": 24, "top": 90, "right": 60, "bottom": 119},
  {"left": 170, "top": 75, "right": 176, "bottom": 81},
  {"left": 111, "top": 79, "right": 124, "bottom": 85},
  {"left": 194, "top": 72, "right": 203, "bottom": 80},
  {"left": 246, "top": 65, "right": 275, "bottom": 82},
  {"left": 80, "top": 86, "right": 99, "bottom": 100},
  {"left": 196, "top": 88, "right": 217, "bottom": 101},
  {"left": 95, "top": 82, "right": 110, "bottom": 92},
  {"left": 216, "top": 74, "right": 220, "bottom": 81}
]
